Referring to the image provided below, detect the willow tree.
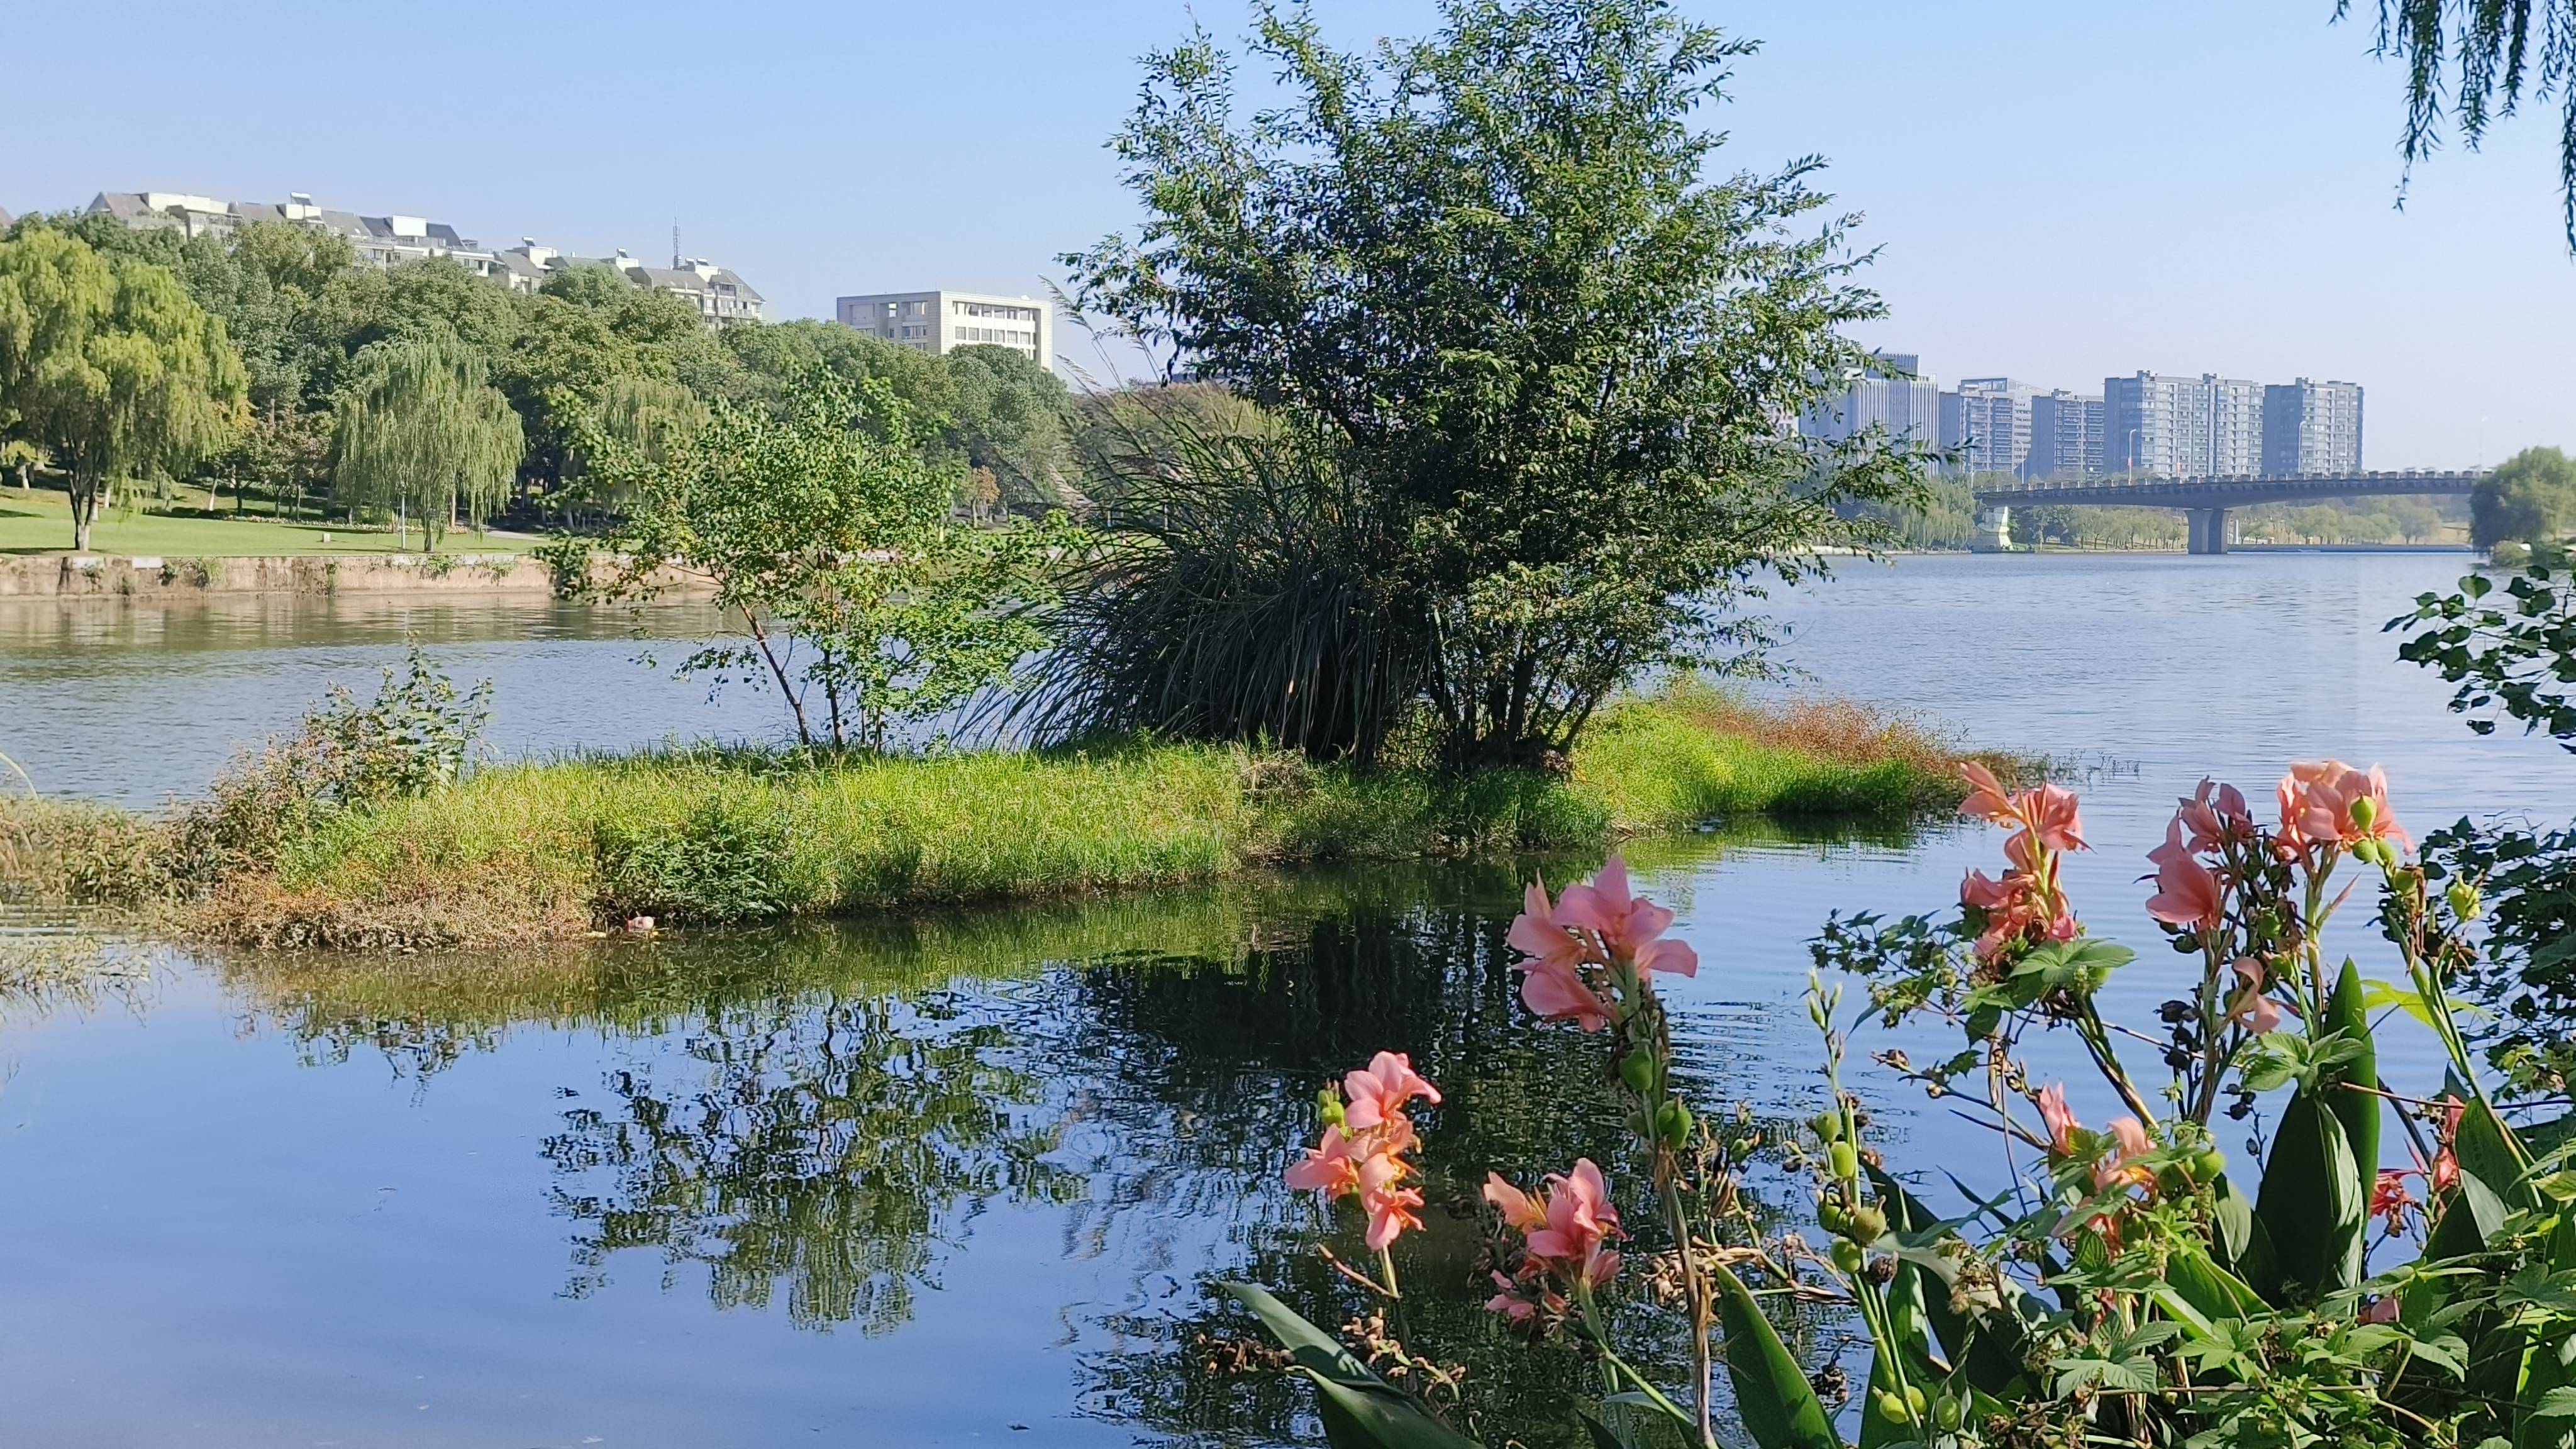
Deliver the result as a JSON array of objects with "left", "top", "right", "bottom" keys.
[
  {"left": 2348, "top": 0, "right": 2576, "bottom": 247},
  {"left": 0, "top": 228, "right": 247, "bottom": 550},
  {"left": 332, "top": 336, "right": 523, "bottom": 549}
]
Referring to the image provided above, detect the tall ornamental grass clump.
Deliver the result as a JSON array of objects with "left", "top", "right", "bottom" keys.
[{"left": 1214, "top": 762, "right": 2576, "bottom": 1449}]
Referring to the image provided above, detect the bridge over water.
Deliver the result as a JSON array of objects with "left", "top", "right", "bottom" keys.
[{"left": 1972, "top": 470, "right": 2486, "bottom": 553}]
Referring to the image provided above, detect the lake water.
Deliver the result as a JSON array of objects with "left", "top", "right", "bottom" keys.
[{"left": 3, "top": 552, "right": 2569, "bottom": 1446}]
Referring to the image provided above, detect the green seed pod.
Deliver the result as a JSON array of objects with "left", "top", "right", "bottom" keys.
[
  {"left": 1811, "top": 1111, "right": 1844, "bottom": 1143},
  {"left": 1728, "top": 1136, "right": 1758, "bottom": 1162},
  {"left": 2449, "top": 880, "right": 2484, "bottom": 921},
  {"left": 1843, "top": 1204, "right": 1888, "bottom": 1244},
  {"left": 1816, "top": 1198, "right": 1851, "bottom": 1235},
  {"left": 1658, "top": 1100, "right": 1694, "bottom": 1148},
  {"left": 2192, "top": 1147, "right": 2227, "bottom": 1184},
  {"left": 1936, "top": 1393, "right": 1964, "bottom": 1431},
  {"left": 1318, "top": 1087, "right": 1345, "bottom": 1128},
  {"left": 1619, "top": 1052, "right": 1657, "bottom": 1095},
  {"left": 1875, "top": 1389, "right": 1912, "bottom": 1425},
  {"left": 1833, "top": 1239, "right": 1865, "bottom": 1275},
  {"left": 1829, "top": 1141, "right": 1859, "bottom": 1180},
  {"left": 1905, "top": 1385, "right": 1928, "bottom": 1418}
]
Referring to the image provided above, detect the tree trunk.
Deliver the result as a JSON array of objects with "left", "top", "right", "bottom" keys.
[{"left": 70, "top": 476, "right": 97, "bottom": 552}]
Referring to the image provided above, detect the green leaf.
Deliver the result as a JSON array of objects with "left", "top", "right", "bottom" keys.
[
  {"left": 2323, "top": 962, "right": 2382, "bottom": 1213},
  {"left": 2253, "top": 1087, "right": 2366, "bottom": 1301},
  {"left": 1216, "top": 1283, "right": 1484, "bottom": 1449},
  {"left": 1711, "top": 1263, "right": 1841, "bottom": 1449},
  {"left": 2163, "top": 1241, "right": 2269, "bottom": 1323}
]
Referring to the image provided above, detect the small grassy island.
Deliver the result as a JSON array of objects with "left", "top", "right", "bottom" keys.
[{"left": 0, "top": 677, "right": 2012, "bottom": 948}]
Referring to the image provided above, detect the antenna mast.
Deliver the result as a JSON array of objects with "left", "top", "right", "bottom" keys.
[{"left": 671, "top": 220, "right": 680, "bottom": 269}]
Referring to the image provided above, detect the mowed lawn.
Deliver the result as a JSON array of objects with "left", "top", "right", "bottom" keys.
[{"left": 0, "top": 483, "right": 538, "bottom": 557}]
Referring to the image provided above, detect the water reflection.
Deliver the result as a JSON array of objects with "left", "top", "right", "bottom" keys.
[
  {"left": 201, "top": 834, "right": 1880, "bottom": 1443},
  {"left": 545, "top": 992, "right": 1077, "bottom": 1336}
]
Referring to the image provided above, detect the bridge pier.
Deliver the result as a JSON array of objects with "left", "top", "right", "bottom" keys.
[{"left": 2187, "top": 508, "right": 2230, "bottom": 555}]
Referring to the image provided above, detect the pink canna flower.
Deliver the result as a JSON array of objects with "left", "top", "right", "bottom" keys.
[
  {"left": 2359, "top": 1296, "right": 2402, "bottom": 1325},
  {"left": 2036, "top": 1083, "right": 2080, "bottom": 1157},
  {"left": 2179, "top": 779, "right": 2255, "bottom": 853},
  {"left": 1506, "top": 879, "right": 1595, "bottom": 977},
  {"left": 1341, "top": 1051, "right": 1441, "bottom": 1133},
  {"left": 1514, "top": 956, "right": 1615, "bottom": 1033},
  {"left": 1555, "top": 857, "right": 1699, "bottom": 977},
  {"left": 2277, "top": 760, "right": 2411, "bottom": 858},
  {"left": 2225, "top": 958, "right": 2284, "bottom": 1035},
  {"left": 1285, "top": 1124, "right": 1366, "bottom": 1197},
  {"left": 2091, "top": 1116, "right": 2157, "bottom": 1194},
  {"left": 1481, "top": 1173, "right": 1550, "bottom": 1234},
  {"left": 1960, "top": 762, "right": 2086, "bottom": 852},
  {"left": 1357, "top": 1151, "right": 1424, "bottom": 1250},
  {"left": 1522, "top": 1159, "right": 1624, "bottom": 1289},
  {"left": 1958, "top": 760, "right": 2019, "bottom": 825},
  {"left": 2145, "top": 818, "right": 2224, "bottom": 930}
]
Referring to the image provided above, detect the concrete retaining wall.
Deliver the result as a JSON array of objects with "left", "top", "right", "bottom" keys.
[{"left": 0, "top": 552, "right": 555, "bottom": 598}]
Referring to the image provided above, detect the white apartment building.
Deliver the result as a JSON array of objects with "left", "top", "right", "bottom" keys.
[
  {"left": 84, "top": 191, "right": 762, "bottom": 323},
  {"left": 836, "top": 291, "right": 1053, "bottom": 367},
  {"left": 1943, "top": 377, "right": 2041, "bottom": 475}
]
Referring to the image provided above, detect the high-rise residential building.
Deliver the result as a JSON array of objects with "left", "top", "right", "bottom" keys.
[
  {"left": 1798, "top": 352, "right": 1940, "bottom": 448},
  {"left": 2262, "top": 379, "right": 2365, "bottom": 474},
  {"left": 2026, "top": 391, "right": 2107, "bottom": 477},
  {"left": 2207, "top": 375, "right": 2265, "bottom": 476},
  {"left": 1942, "top": 377, "right": 2041, "bottom": 475},
  {"left": 2103, "top": 371, "right": 2263, "bottom": 477},
  {"left": 836, "top": 291, "right": 1053, "bottom": 367}
]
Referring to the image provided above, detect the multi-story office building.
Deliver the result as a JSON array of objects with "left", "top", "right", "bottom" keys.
[
  {"left": 835, "top": 291, "right": 1053, "bottom": 367},
  {"left": 1942, "top": 377, "right": 2041, "bottom": 475},
  {"left": 2103, "top": 371, "right": 2262, "bottom": 477},
  {"left": 2026, "top": 391, "right": 2107, "bottom": 477},
  {"left": 1799, "top": 352, "right": 1940, "bottom": 448},
  {"left": 2262, "top": 379, "right": 2365, "bottom": 474}
]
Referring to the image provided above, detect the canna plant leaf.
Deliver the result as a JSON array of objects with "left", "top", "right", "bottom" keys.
[
  {"left": 2323, "top": 960, "right": 2382, "bottom": 1202},
  {"left": 2253, "top": 1087, "right": 2366, "bottom": 1301},
  {"left": 1216, "top": 1283, "right": 1484, "bottom": 1449},
  {"left": 1711, "top": 1262, "right": 1843, "bottom": 1449}
]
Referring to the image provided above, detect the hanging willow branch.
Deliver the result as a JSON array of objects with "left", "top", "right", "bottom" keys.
[
  {"left": 2342, "top": 0, "right": 2576, "bottom": 248},
  {"left": 331, "top": 336, "right": 525, "bottom": 548}
]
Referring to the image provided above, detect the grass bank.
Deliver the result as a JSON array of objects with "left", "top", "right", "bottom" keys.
[
  {"left": 0, "top": 482, "right": 538, "bottom": 557},
  {"left": 0, "top": 684, "right": 2018, "bottom": 948}
]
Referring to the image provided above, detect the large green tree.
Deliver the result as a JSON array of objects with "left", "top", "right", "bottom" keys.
[
  {"left": 2469, "top": 445, "right": 2576, "bottom": 548},
  {"left": 331, "top": 336, "right": 524, "bottom": 549},
  {"left": 578, "top": 367, "right": 1070, "bottom": 749},
  {"left": 1065, "top": 0, "right": 1919, "bottom": 765},
  {"left": 0, "top": 228, "right": 247, "bottom": 550}
]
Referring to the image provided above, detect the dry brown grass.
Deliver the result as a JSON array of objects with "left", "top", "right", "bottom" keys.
[{"left": 1645, "top": 679, "right": 2035, "bottom": 787}]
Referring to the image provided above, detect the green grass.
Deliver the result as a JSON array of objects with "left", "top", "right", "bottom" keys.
[
  {"left": 3, "top": 686, "right": 2002, "bottom": 948},
  {"left": 0, "top": 482, "right": 537, "bottom": 557}
]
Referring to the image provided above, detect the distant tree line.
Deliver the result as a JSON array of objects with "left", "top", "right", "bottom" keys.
[{"left": 0, "top": 210, "right": 1086, "bottom": 550}]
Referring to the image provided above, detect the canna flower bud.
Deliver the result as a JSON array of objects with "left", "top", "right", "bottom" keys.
[
  {"left": 2350, "top": 796, "right": 2377, "bottom": 832},
  {"left": 1318, "top": 1086, "right": 1346, "bottom": 1128}
]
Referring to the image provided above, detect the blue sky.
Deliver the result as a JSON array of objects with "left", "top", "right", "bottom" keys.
[{"left": 6, "top": 1, "right": 2567, "bottom": 466}]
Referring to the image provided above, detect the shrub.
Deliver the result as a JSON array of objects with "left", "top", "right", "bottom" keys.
[{"left": 595, "top": 795, "right": 801, "bottom": 924}]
